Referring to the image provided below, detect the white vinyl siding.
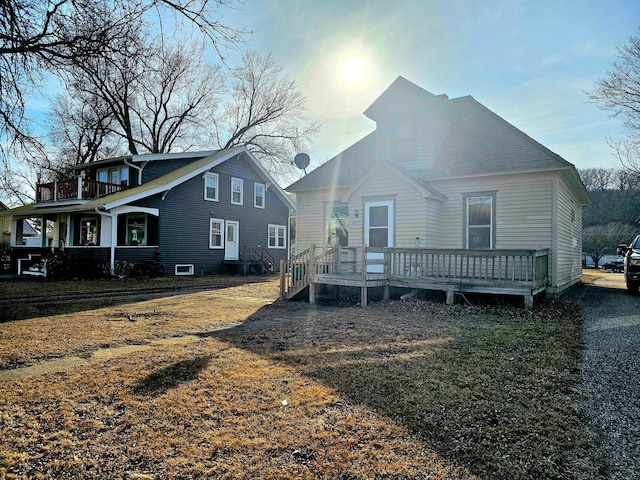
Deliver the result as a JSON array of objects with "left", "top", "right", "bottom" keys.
[
  {"left": 345, "top": 164, "right": 440, "bottom": 249},
  {"left": 296, "top": 188, "right": 348, "bottom": 252},
  {"left": 556, "top": 178, "right": 583, "bottom": 288}
]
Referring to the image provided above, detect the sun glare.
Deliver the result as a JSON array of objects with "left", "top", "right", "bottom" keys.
[{"left": 342, "top": 55, "right": 367, "bottom": 84}]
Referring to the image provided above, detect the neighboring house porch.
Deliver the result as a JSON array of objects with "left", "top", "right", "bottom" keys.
[{"left": 281, "top": 245, "right": 549, "bottom": 309}]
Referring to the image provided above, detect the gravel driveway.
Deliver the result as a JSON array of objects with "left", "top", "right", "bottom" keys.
[{"left": 564, "top": 271, "right": 640, "bottom": 480}]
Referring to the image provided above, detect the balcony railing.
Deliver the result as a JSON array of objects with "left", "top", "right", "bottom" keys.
[{"left": 36, "top": 178, "right": 127, "bottom": 203}]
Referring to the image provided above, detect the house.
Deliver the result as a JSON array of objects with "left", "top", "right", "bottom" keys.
[
  {"left": 0, "top": 146, "right": 294, "bottom": 277},
  {"left": 283, "top": 77, "right": 590, "bottom": 308}
]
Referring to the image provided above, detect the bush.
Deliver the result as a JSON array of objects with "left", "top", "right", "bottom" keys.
[{"left": 45, "top": 250, "right": 110, "bottom": 280}]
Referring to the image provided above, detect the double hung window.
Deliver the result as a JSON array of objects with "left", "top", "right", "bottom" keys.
[
  {"left": 464, "top": 193, "right": 495, "bottom": 249},
  {"left": 268, "top": 224, "right": 286, "bottom": 249},
  {"left": 204, "top": 173, "right": 219, "bottom": 201},
  {"left": 231, "top": 178, "right": 243, "bottom": 205}
]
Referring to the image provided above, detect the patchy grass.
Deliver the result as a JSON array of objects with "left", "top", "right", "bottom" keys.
[{"left": 0, "top": 281, "right": 604, "bottom": 479}]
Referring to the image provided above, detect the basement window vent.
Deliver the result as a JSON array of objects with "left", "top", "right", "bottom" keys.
[{"left": 175, "top": 264, "right": 194, "bottom": 276}]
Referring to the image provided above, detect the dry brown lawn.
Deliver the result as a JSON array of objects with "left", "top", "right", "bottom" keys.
[{"left": 0, "top": 277, "right": 604, "bottom": 479}]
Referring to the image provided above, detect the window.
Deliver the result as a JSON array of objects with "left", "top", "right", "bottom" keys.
[
  {"left": 464, "top": 193, "right": 495, "bottom": 249},
  {"left": 326, "top": 204, "right": 348, "bottom": 248},
  {"left": 254, "top": 182, "right": 265, "bottom": 208},
  {"left": 126, "top": 214, "right": 147, "bottom": 246},
  {"left": 97, "top": 166, "right": 129, "bottom": 186},
  {"left": 175, "top": 264, "right": 194, "bottom": 276},
  {"left": 204, "top": 173, "right": 218, "bottom": 201},
  {"left": 268, "top": 224, "right": 286, "bottom": 249},
  {"left": 209, "top": 219, "right": 224, "bottom": 249},
  {"left": 231, "top": 178, "right": 243, "bottom": 205},
  {"left": 79, "top": 217, "right": 99, "bottom": 246}
]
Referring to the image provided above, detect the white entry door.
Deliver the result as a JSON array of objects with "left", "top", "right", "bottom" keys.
[
  {"left": 225, "top": 221, "right": 239, "bottom": 260},
  {"left": 364, "top": 201, "right": 394, "bottom": 273}
]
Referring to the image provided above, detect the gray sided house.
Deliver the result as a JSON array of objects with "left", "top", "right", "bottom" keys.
[
  {"left": 284, "top": 77, "right": 590, "bottom": 308},
  {"left": 1, "top": 146, "right": 294, "bottom": 277}
]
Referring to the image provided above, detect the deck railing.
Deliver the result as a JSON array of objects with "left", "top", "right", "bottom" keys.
[
  {"left": 387, "top": 248, "right": 549, "bottom": 289},
  {"left": 36, "top": 178, "right": 127, "bottom": 203},
  {"left": 282, "top": 245, "right": 550, "bottom": 300}
]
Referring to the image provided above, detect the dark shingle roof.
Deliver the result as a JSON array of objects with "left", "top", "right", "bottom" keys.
[
  {"left": 287, "top": 77, "right": 581, "bottom": 194},
  {"left": 286, "top": 132, "right": 376, "bottom": 192},
  {"left": 426, "top": 96, "right": 573, "bottom": 179}
]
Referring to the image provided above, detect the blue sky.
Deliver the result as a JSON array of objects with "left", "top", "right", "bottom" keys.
[{"left": 220, "top": 0, "right": 640, "bottom": 172}]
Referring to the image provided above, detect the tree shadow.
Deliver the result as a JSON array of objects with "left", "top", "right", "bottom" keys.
[
  {"left": 132, "top": 355, "right": 211, "bottom": 396},
  {"left": 215, "top": 299, "right": 606, "bottom": 480}
]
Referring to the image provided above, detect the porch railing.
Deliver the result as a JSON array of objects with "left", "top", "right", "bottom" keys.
[{"left": 36, "top": 178, "right": 127, "bottom": 203}]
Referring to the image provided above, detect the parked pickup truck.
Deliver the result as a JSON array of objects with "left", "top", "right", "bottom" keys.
[{"left": 617, "top": 236, "right": 640, "bottom": 294}]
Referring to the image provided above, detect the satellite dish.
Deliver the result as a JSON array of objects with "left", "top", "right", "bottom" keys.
[{"left": 293, "top": 153, "right": 310, "bottom": 173}]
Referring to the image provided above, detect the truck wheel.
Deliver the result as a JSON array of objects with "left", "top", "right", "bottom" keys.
[{"left": 626, "top": 279, "right": 639, "bottom": 294}]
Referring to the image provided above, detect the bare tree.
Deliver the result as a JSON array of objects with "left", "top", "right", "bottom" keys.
[
  {"left": 48, "top": 48, "right": 317, "bottom": 183},
  {"left": 588, "top": 30, "right": 640, "bottom": 172},
  {"left": 578, "top": 168, "right": 616, "bottom": 191},
  {"left": 583, "top": 222, "right": 638, "bottom": 268},
  {"left": 217, "top": 51, "right": 319, "bottom": 180},
  {"left": 0, "top": 0, "right": 245, "bottom": 203}
]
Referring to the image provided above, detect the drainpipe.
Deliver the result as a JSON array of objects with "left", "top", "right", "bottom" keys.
[
  {"left": 124, "top": 159, "right": 146, "bottom": 185},
  {"left": 95, "top": 207, "right": 116, "bottom": 275}
]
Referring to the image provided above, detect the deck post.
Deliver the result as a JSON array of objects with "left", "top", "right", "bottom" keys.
[
  {"left": 279, "top": 260, "right": 285, "bottom": 300},
  {"left": 361, "top": 286, "right": 368, "bottom": 307},
  {"left": 524, "top": 294, "right": 534, "bottom": 310},
  {"left": 309, "top": 282, "right": 317, "bottom": 304},
  {"left": 383, "top": 285, "right": 390, "bottom": 300},
  {"left": 446, "top": 289, "right": 455, "bottom": 305}
]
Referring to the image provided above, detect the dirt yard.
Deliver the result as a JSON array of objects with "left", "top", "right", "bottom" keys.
[{"left": 0, "top": 276, "right": 604, "bottom": 479}]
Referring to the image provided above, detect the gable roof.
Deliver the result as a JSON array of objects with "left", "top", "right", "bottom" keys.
[
  {"left": 287, "top": 76, "right": 589, "bottom": 205},
  {"left": 1, "top": 146, "right": 295, "bottom": 217},
  {"left": 93, "top": 146, "right": 294, "bottom": 211}
]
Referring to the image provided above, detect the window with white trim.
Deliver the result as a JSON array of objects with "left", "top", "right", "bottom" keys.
[
  {"left": 231, "top": 177, "right": 243, "bottom": 205},
  {"left": 209, "top": 218, "right": 224, "bottom": 249},
  {"left": 204, "top": 172, "right": 218, "bottom": 201},
  {"left": 268, "top": 224, "right": 286, "bottom": 249},
  {"left": 254, "top": 182, "right": 265, "bottom": 208},
  {"left": 464, "top": 192, "right": 495, "bottom": 249}
]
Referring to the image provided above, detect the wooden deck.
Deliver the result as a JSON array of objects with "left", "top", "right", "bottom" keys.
[{"left": 281, "top": 245, "right": 549, "bottom": 309}]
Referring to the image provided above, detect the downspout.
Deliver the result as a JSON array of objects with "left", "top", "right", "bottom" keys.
[
  {"left": 124, "top": 159, "right": 147, "bottom": 185},
  {"left": 95, "top": 207, "right": 116, "bottom": 275}
]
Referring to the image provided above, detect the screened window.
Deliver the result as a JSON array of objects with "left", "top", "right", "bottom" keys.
[
  {"left": 465, "top": 193, "right": 495, "bottom": 249},
  {"left": 326, "top": 204, "right": 348, "bottom": 248},
  {"left": 209, "top": 219, "right": 224, "bottom": 249},
  {"left": 268, "top": 224, "right": 286, "bottom": 249},
  {"left": 231, "top": 178, "right": 243, "bottom": 205},
  {"left": 254, "top": 183, "right": 265, "bottom": 208},
  {"left": 204, "top": 173, "right": 218, "bottom": 201}
]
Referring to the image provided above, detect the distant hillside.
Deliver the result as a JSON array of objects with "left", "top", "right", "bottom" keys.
[{"left": 583, "top": 189, "right": 640, "bottom": 229}]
